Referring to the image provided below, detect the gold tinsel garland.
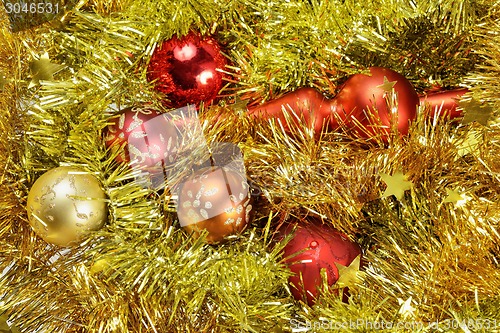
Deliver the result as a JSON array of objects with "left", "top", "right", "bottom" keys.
[{"left": 0, "top": 0, "right": 499, "bottom": 332}]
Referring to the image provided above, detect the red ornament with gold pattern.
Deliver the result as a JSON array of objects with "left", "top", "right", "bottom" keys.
[{"left": 104, "top": 105, "right": 178, "bottom": 169}]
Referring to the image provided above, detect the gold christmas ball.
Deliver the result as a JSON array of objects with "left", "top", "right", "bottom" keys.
[
  {"left": 26, "top": 166, "right": 108, "bottom": 246},
  {"left": 177, "top": 166, "right": 253, "bottom": 243}
]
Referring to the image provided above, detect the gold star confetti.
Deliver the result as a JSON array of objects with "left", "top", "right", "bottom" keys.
[
  {"left": 379, "top": 170, "right": 413, "bottom": 199},
  {"left": 231, "top": 96, "right": 250, "bottom": 115},
  {"left": 334, "top": 255, "right": 363, "bottom": 289},
  {"left": 0, "top": 314, "right": 19, "bottom": 333},
  {"left": 28, "top": 52, "right": 65, "bottom": 88},
  {"left": 460, "top": 99, "right": 494, "bottom": 126},
  {"left": 443, "top": 189, "right": 471, "bottom": 207},
  {"left": 0, "top": 315, "right": 9, "bottom": 333},
  {"left": 376, "top": 76, "right": 397, "bottom": 93},
  {"left": 455, "top": 129, "right": 482, "bottom": 157},
  {"left": 397, "top": 296, "right": 416, "bottom": 319}
]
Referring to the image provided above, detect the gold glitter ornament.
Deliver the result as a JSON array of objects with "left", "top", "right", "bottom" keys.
[
  {"left": 176, "top": 166, "right": 253, "bottom": 243},
  {"left": 26, "top": 166, "right": 108, "bottom": 246}
]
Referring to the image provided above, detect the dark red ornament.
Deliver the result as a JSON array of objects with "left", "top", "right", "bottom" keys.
[
  {"left": 280, "top": 219, "right": 362, "bottom": 305},
  {"left": 104, "top": 105, "right": 178, "bottom": 169},
  {"left": 147, "top": 32, "right": 227, "bottom": 108},
  {"left": 419, "top": 88, "right": 468, "bottom": 120},
  {"left": 248, "top": 67, "right": 419, "bottom": 141}
]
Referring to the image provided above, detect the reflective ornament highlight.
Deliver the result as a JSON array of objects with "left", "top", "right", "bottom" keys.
[
  {"left": 26, "top": 166, "right": 108, "bottom": 247},
  {"left": 176, "top": 166, "right": 253, "bottom": 243},
  {"left": 147, "top": 32, "right": 227, "bottom": 108}
]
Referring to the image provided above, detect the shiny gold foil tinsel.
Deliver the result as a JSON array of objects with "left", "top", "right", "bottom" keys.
[{"left": 1, "top": 0, "right": 500, "bottom": 332}]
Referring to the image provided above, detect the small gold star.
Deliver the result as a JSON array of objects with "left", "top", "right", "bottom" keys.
[
  {"left": 377, "top": 76, "right": 397, "bottom": 93},
  {"left": 0, "top": 313, "right": 19, "bottom": 333},
  {"left": 460, "top": 99, "right": 494, "bottom": 126},
  {"left": 334, "top": 255, "right": 363, "bottom": 289},
  {"left": 231, "top": 96, "right": 250, "bottom": 115},
  {"left": 456, "top": 129, "right": 482, "bottom": 157},
  {"left": 28, "top": 52, "right": 64, "bottom": 88},
  {"left": 397, "top": 296, "right": 416, "bottom": 319},
  {"left": 379, "top": 170, "right": 413, "bottom": 200},
  {"left": 0, "top": 314, "right": 10, "bottom": 333},
  {"left": 443, "top": 189, "right": 471, "bottom": 207}
]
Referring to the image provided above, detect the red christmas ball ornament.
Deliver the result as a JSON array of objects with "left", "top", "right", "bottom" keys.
[
  {"left": 333, "top": 67, "right": 419, "bottom": 138},
  {"left": 104, "top": 105, "right": 178, "bottom": 169},
  {"left": 419, "top": 88, "right": 468, "bottom": 120},
  {"left": 248, "top": 67, "right": 419, "bottom": 141},
  {"left": 147, "top": 32, "right": 227, "bottom": 108},
  {"left": 280, "top": 219, "right": 362, "bottom": 305}
]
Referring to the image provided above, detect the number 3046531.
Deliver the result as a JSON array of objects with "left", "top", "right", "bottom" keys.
[{"left": 4, "top": 1, "right": 59, "bottom": 14}]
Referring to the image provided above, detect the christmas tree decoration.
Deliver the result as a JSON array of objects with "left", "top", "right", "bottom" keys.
[
  {"left": 459, "top": 99, "right": 495, "bottom": 125},
  {"left": 26, "top": 166, "right": 108, "bottom": 247},
  {"left": 3, "top": 0, "right": 500, "bottom": 331},
  {"left": 333, "top": 255, "right": 363, "bottom": 290},
  {"left": 147, "top": 32, "right": 227, "bottom": 108},
  {"left": 176, "top": 166, "right": 253, "bottom": 243},
  {"left": 443, "top": 189, "right": 472, "bottom": 207},
  {"left": 28, "top": 52, "right": 65, "bottom": 88},
  {"left": 0, "top": 313, "right": 19, "bottom": 333},
  {"left": 419, "top": 88, "right": 468, "bottom": 120},
  {"left": 104, "top": 105, "right": 179, "bottom": 168},
  {"left": 248, "top": 67, "right": 419, "bottom": 140},
  {"left": 280, "top": 219, "right": 362, "bottom": 305},
  {"left": 455, "top": 128, "right": 483, "bottom": 157},
  {"left": 379, "top": 170, "right": 413, "bottom": 199}
]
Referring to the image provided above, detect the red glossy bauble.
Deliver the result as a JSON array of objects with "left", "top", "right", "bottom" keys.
[
  {"left": 280, "top": 219, "right": 362, "bottom": 305},
  {"left": 147, "top": 32, "right": 227, "bottom": 108},
  {"left": 333, "top": 67, "right": 419, "bottom": 138},
  {"left": 419, "top": 88, "right": 468, "bottom": 120},
  {"left": 248, "top": 67, "right": 419, "bottom": 141},
  {"left": 104, "top": 105, "right": 178, "bottom": 169}
]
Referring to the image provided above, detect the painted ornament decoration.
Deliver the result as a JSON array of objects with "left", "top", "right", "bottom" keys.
[
  {"left": 280, "top": 219, "right": 362, "bottom": 305},
  {"left": 147, "top": 32, "right": 227, "bottom": 108},
  {"left": 176, "top": 166, "right": 253, "bottom": 243},
  {"left": 104, "top": 106, "right": 178, "bottom": 169},
  {"left": 248, "top": 67, "right": 419, "bottom": 140},
  {"left": 26, "top": 166, "right": 108, "bottom": 247}
]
